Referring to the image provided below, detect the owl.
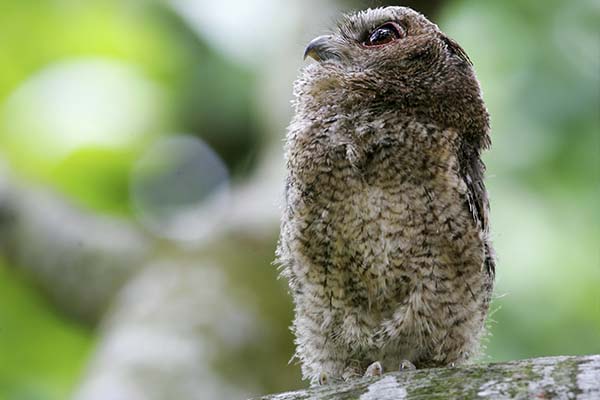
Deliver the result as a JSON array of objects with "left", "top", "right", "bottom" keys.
[{"left": 276, "top": 6, "right": 495, "bottom": 385}]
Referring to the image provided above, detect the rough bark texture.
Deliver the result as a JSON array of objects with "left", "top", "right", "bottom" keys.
[{"left": 256, "top": 355, "right": 600, "bottom": 400}]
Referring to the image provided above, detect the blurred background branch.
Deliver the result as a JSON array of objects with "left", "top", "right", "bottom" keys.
[
  {"left": 0, "top": 168, "right": 153, "bottom": 323},
  {"left": 0, "top": 0, "right": 598, "bottom": 399},
  {"left": 0, "top": 155, "right": 294, "bottom": 399}
]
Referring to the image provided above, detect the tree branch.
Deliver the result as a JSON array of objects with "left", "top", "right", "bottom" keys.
[
  {"left": 255, "top": 355, "right": 600, "bottom": 400},
  {"left": 0, "top": 172, "right": 153, "bottom": 323}
]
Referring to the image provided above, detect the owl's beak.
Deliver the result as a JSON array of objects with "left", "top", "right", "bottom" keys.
[{"left": 304, "top": 35, "right": 338, "bottom": 62}]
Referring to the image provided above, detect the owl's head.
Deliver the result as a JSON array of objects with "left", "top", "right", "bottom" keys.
[{"left": 298, "top": 6, "right": 488, "bottom": 138}]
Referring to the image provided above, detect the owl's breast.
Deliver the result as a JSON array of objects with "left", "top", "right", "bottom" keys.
[{"left": 283, "top": 119, "right": 486, "bottom": 308}]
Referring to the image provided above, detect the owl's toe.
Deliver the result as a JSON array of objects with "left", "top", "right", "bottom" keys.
[
  {"left": 399, "top": 360, "right": 416, "bottom": 371},
  {"left": 364, "top": 361, "right": 383, "bottom": 377}
]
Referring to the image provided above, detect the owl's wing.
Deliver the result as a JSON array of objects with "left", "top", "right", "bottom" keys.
[{"left": 459, "top": 142, "right": 496, "bottom": 276}]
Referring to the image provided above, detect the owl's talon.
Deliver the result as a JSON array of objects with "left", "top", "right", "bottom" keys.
[
  {"left": 399, "top": 360, "right": 416, "bottom": 371},
  {"left": 364, "top": 361, "right": 383, "bottom": 377},
  {"left": 318, "top": 371, "right": 328, "bottom": 385}
]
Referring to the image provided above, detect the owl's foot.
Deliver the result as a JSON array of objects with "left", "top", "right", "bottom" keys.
[
  {"left": 364, "top": 361, "right": 383, "bottom": 378},
  {"left": 399, "top": 360, "right": 416, "bottom": 371}
]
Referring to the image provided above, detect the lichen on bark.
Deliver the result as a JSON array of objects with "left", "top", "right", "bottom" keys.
[{"left": 255, "top": 355, "right": 600, "bottom": 400}]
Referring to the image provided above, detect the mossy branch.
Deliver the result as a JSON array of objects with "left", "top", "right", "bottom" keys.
[{"left": 255, "top": 354, "right": 600, "bottom": 400}]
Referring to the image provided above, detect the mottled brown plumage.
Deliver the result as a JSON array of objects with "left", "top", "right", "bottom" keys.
[{"left": 277, "top": 6, "right": 495, "bottom": 385}]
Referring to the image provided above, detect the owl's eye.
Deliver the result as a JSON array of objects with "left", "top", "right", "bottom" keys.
[{"left": 365, "top": 22, "right": 404, "bottom": 46}]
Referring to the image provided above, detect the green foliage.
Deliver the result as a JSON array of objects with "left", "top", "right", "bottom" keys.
[
  {"left": 50, "top": 148, "right": 139, "bottom": 216},
  {"left": 0, "top": 259, "right": 91, "bottom": 400},
  {"left": 0, "top": 0, "right": 259, "bottom": 216},
  {"left": 0, "top": 0, "right": 181, "bottom": 214}
]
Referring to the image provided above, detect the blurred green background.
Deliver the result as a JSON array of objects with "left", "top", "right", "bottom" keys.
[{"left": 0, "top": 0, "right": 598, "bottom": 399}]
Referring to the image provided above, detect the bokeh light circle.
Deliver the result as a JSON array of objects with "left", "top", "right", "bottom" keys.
[
  {"left": 1, "top": 59, "right": 163, "bottom": 161},
  {"left": 130, "top": 135, "right": 231, "bottom": 243}
]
